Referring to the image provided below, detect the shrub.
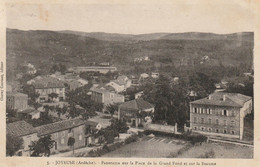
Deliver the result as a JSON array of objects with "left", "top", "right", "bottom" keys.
[
  {"left": 197, "top": 150, "right": 215, "bottom": 158},
  {"left": 125, "top": 134, "right": 138, "bottom": 144}
]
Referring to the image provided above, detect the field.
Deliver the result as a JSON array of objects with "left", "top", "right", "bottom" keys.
[{"left": 102, "top": 136, "right": 253, "bottom": 158}]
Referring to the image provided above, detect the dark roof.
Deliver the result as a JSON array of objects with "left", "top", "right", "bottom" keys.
[
  {"left": 119, "top": 98, "right": 154, "bottom": 111},
  {"left": 19, "top": 108, "right": 36, "bottom": 114},
  {"left": 85, "top": 121, "right": 99, "bottom": 127},
  {"left": 35, "top": 118, "right": 86, "bottom": 136},
  {"left": 190, "top": 92, "right": 252, "bottom": 107},
  {"left": 31, "top": 76, "right": 64, "bottom": 89},
  {"left": 7, "top": 121, "right": 36, "bottom": 137},
  {"left": 6, "top": 91, "right": 28, "bottom": 97}
]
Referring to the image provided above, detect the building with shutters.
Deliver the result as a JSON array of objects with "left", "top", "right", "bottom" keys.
[{"left": 190, "top": 92, "right": 252, "bottom": 140}]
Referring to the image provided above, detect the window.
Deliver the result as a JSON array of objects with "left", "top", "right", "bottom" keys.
[
  {"left": 194, "top": 127, "right": 197, "bottom": 130},
  {"left": 194, "top": 117, "right": 197, "bottom": 123},
  {"left": 216, "top": 119, "right": 219, "bottom": 125},
  {"left": 206, "top": 109, "right": 209, "bottom": 114},
  {"left": 201, "top": 118, "right": 204, "bottom": 124},
  {"left": 216, "top": 129, "right": 219, "bottom": 133},
  {"left": 202, "top": 108, "right": 205, "bottom": 114},
  {"left": 222, "top": 110, "right": 228, "bottom": 116},
  {"left": 8, "top": 98, "right": 11, "bottom": 102},
  {"left": 209, "top": 109, "right": 212, "bottom": 115},
  {"left": 208, "top": 118, "right": 211, "bottom": 124},
  {"left": 201, "top": 127, "right": 204, "bottom": 131},
  {"left": 199, "top": 108, "right": 202, "bottom": 114},
  {"left": 231, "top": 111, "right": 235, "bottom": 116},
  {"left": 231, "top": 131, "right": 235, "bottom": 135},
  {"left": 68, "top": 128, "right": 72, "bottom": 133},
  {"left": 224, "top": 120, "right": 227, "bottom": 126},
  {"left": 61, "top": 138, "right": 65, "bottom": 144},
  {"left": 208, "top": 128, "right": 212, "bottom": 132},
  {"left": 231, "top": 121, "right": 235, "bottom": 127},
  {"left": 194, "top": 108, "right": 197, "bottom": 113},
  {"left": 223, "top": 129, "right": 227, "bottom": 134}
]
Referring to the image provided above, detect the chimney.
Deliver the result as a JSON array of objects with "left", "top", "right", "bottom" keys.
[{"left": 223, "top": 95, "right": 226, "bottom": 101}]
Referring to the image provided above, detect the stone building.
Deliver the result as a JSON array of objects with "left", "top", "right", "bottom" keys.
[{"left": 190, "top": 92, "right": 252, "bottom": 140}]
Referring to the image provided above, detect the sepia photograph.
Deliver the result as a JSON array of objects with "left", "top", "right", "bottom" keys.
[{"left": 1, "top": 0, "right": 259, "bottom": 166}]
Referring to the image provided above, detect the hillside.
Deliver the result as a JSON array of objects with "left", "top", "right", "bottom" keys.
[{"left": 6, "top": 28, "right": 254, "bottom": 81}]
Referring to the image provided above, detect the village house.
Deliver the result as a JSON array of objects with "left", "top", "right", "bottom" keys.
[
  {"left": 68, "top": 66, "right": 117, "bottom": 74},
  {"left": 90, "top": 87, "right": 125, "bottom": 107},
  {"left": 35, "top": 118, "right": 86, "bottom": 153},
  {"left": 118, "top": 98, "right": 154, "bottom": 127},
  {"left": 151, "top": 72, "right": 159, "bottom": 79},
  {"left": 7, "top": 121, "right": 38, "bottom": 156},
  {"left": 106, "top": 75, "right": 132, "bottom": 93},
  {"left": 27, "top": 76, "right": 65, "bottom": 103},
  {"left": 6, "top": 91, "right": 28, "bottom": 112},
  {"left": 190, "top": 92, "right": 252, "bottom": 140},
  {"left": 18, "top": 108, "right": 41, "bottom": 120}
]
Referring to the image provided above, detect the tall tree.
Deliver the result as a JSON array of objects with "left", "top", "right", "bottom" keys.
[
  {"left": 6, "top": 134, "right": 24, "bottom": 156},
  {"left": 30, "top": 135, "right": 54, "bottom": 157}
]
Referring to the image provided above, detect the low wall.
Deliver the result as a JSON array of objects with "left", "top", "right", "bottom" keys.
[{"left": 144, "top": 123, "right": 178, "bottom": 134}]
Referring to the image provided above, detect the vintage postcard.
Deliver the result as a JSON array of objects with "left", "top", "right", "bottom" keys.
[{"left": 0, "top": 0, "right": 260, "bottom": 166}]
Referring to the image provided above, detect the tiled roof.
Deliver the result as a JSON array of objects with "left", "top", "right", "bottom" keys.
[
  {"left": 19, "top": 108, "right": 37, "bottom": 114},
  {"left": 190, "top": 92, "right": 252, "bottom": 107},
  {"left": 31, "top": 76, "right": 65, "bottom": 89},
  {"left": 35, "top": 118, "right": 85, "bottom": 136},
  {"left": 6, "top": 91, "right": 28, "bottom": 97},
  {"left": 119, "top": 98, "right": 154, "bottom": 111},
  {"left": 7, "top": 121, "right": 36, "bottom": 137}
]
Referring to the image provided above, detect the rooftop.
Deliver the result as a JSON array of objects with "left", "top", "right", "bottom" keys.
[
  {"left": 31, "top": 76, "right": 65, "bottom": 89},
  {"left": 7, "top": 91, "right": 28, "bottom": 97},
  {"left": 190, "top": 92, "right": 252, "bottom": 107},
  {"left": 7, "top": 121, "right": 36, "bottom": 137},
  {"left": 35, "top": 118, "right": 86, "bottom": 136},
  {"left": 119, "top": 98, "right": 154, "bottom": 111}
]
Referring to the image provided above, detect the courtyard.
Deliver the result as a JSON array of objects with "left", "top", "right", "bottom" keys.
[{"left": 102, "top": 135, "right": 253, "bottom": 158}]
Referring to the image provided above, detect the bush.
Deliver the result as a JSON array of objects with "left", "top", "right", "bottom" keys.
[
  {"left": 125, "top": 134, "right": 138, "bottom": 144},
  {"left": 197, "top": 149, "right": 215, "bottom": 158}
]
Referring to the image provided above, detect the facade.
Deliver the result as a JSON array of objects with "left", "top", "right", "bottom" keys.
[
  {"left": 90, "top": 87, "right": 125, "bottom": 106},
  {"left": 18, "top": 108, "right": 41, "bottom": 120},
  {"left": 7, "top": 121, "right": 38, "bottom": 156},
  {"left": 36, "top": 118, "right": 86, "bottom": 153},
  {"left": 118, "top": 99, "right": 154, "bottom": 127},
  {"left": 106, "top": 75, "right": 132, "bottom": 92},
  {"left": 190, "top": 92, "right": 252, "bottom": 140},
  {"left": 68, "top": 66, "right": 117, "bottom": 74},
  {"left": 6, "top": 91, "right": 28, "bottom": 112},
  {"left": 28, "top": 76, "right": 65, "bottom": 103}
]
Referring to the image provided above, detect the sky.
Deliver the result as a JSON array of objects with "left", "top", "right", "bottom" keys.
[{"left": 6, "top": 1, "right": 255, "bottom": 34}]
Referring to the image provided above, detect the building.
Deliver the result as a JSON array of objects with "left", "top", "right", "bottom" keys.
[
  {"left": 35, "top": 118, "right": 86, "bottom": 153},
  {"left": 6, "top": 91, "right": 28, "bottom": 112},
  {"left": 151, "top": 72, "right": 159, "bottom": 79},
  {"left": 106, "top": 75, "right": 132, "bottom": 93},
  {"left": 90, "top": 87, "right": 125, "bottom": 107},
  {"left": 28, "top": 76, "right": 65, "bottom": 103},
  {"left": 118, "top": 99, "right": 154, "bottom": 127},
  {"left": 7, "top": 121, "right": 38, "bottom": 156},
  {"left": 68, "top": 66, "right": 117, "bottom": 74},
  {"left": 18, "top": 108, "right": 41, "bottom": 120},
  {"left": 135, "top": 91, "right": 144, "bottom": 99},
  {"left": 190, "top": 92, "right": 252, "bottom": 140}
]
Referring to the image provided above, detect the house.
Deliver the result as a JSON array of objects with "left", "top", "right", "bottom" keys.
[
  {"left": 106, "top": 75, "right": 132, "bottom": 92},
  {"left": 7, "top": 121, "right": 38, "bottom": 156},
  {"left": 135, "top": 91, "right": 144, "bottom": 99},
  {"left": 118, "top": 99, "right": 154, "bottom": 127},
  {"left": 190, "top": 92, "right": 252, "bottom": 140},
  {"left": 6, "top": 91, "right": 28, "bottom": 112},
  {"left": 35, "top": 118, "right": 86, "bottom": 153},
  {"left": 28, "top": 76, "right": 65, "bottom": 103},
  {"left": 68, "top": 66, "right": 117, "bottom": 74},
  {"left": 18, "top": 108, "right": 41, "bottom": 120},
  {"left": 151, "top": 72, "right": 159, "bottom": 79},
  {"left": 140, "top": 73, "right": 149, "bottom": 79},
  {"left": 90, "top": 87, "right": 125, "bottom": 107},
  {"left": 85, "top": 121, "right": 103, "bottom": 146}
]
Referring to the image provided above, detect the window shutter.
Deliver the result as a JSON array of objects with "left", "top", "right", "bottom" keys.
[
  {"left": 226, "top": 110, "right": 229, "bottom": 116},
  {"left": 222, "top": 110, "right": 224, "bottom": 115}
]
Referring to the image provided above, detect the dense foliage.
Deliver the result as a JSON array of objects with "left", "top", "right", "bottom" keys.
[{"left": 6, "top": 134, "right": 24, "bottom": 156}]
